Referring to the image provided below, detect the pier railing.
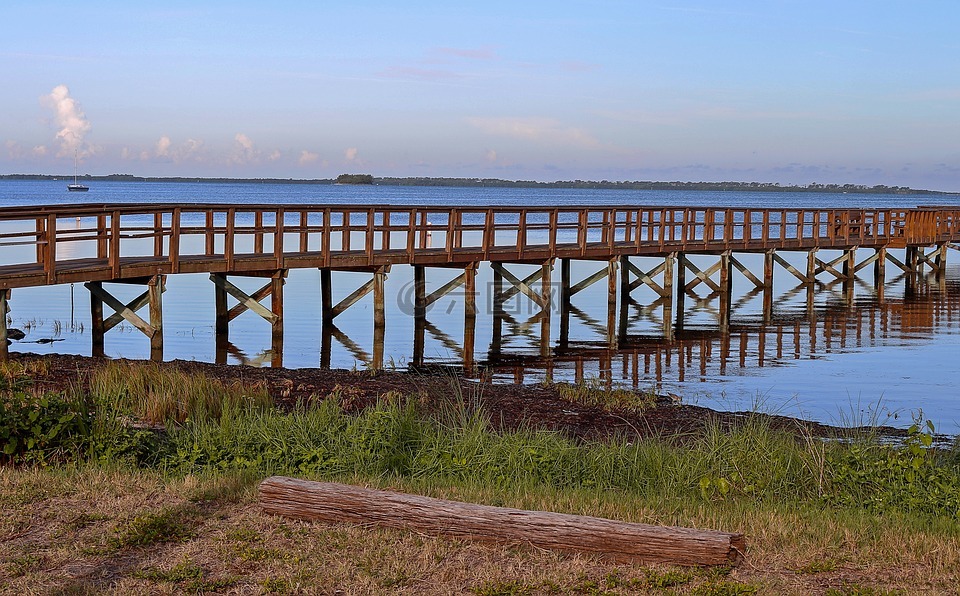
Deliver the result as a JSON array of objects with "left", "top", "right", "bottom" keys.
[{"left": 2, "top": 204, "right": 960, "bottom": 288}]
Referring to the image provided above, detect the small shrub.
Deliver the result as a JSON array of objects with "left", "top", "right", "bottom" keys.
[
  {"left": 826, "top": 420, "right": 960, "bottom": 516},
  {"left": 0, "top": 391, "right": 90, "bottom": 463}
]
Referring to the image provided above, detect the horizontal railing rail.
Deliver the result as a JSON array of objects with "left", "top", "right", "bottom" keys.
[{"left": 1, "top": 204, "right": 958, "bottom": 287}]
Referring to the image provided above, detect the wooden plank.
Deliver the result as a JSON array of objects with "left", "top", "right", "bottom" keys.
[
  {"left": 425, "top": 272, "right": 466, "bottom": 307},
  {"left": 683, "top": 258, "right": 721, "bottom": 293},
  {"left": 569, "top": 266, "right": 609, "bottom": 295},
  {"left": 330, "top": 277, "right": 375, "bottom": 319},
  {"left": 103, "top": 288, "right": 151, "bottom": 332},
  {"left": 227, "top": 280, "right": 274, "bottom": 322},
  {"left": 85, "top": 281, "right": 156, "bottom": 338},
  {"left": 626, "top": 259, "right": 667, "bottom": 295},
  {"left": 730, "top": 255, "right": 764, "bottom": 288},
  {"left": 209, "top": 273, "right": 278, "bottom": 323},
  {"left": 492, "top": 263, "right": 546, "bottom": 308},
  {"left": 815, "top": 253, "right": 847, "bottom": 279},
  {"left": 772, "top": 253, "right": 808, "bottom": 283},
  {"left": 259, "top": 477, "right": 745, "bottom": 567}
]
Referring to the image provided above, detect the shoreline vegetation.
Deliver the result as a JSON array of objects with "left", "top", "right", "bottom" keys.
[
  {"left": 2, "top": 353, "right": 960, "bottom": 594},
  {"left": 0, "top": 173, "right": 954, "bottom": 195}
]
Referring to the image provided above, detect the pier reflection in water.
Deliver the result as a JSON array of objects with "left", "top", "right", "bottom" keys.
[{"left": 313, "top": 257, "right": 956, "bottom": 386}]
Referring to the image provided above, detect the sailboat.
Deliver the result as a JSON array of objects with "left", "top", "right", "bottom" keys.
[{"left": 67, "top": 150, "right": 89, "bottom": 192}]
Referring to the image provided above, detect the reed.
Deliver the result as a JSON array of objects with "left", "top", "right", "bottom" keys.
[{"left": 88, "top": 361, "right": 273, "bottom": 425}]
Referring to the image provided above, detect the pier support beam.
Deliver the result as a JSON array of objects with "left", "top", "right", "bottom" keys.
[
  {"left": 211, "top": 271, "right": 285, "bottom": 367},
  {"left": 87, "top": 275, "right": 166, "bottom": 360},
  {"left": 318, "top": 266, "right": 389, "bottom": 370},
  {"left": 619, "top": 254, "right": 675, "bottom": 340},
  {"left": 490, "top": 261, "right": 554, "bottom": 360},
  {"left": 557, "top": 258, "right": 619, "bottom": 348},
  {"left": 411, "top": 263, "right": 478, "bottom": 372}
]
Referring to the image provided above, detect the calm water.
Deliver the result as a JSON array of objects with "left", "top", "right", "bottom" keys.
[{"left": 4, "top": 179, "right": 960, "bottom": 434}]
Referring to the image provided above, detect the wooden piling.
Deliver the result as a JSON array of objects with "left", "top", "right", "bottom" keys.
[{"left": 0, "top": 289, "right": 8, "bottom": 361}]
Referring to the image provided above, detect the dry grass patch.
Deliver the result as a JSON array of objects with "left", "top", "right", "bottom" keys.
[
  {"left": 89, "top": 361, "right": 273, "bottom": 425},
  {"left": 3, "top": 467, "right": 959, "bottom": 594}
]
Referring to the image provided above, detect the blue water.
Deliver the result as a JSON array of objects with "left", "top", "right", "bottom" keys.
[{"left": 3, "top": 179, "right": 960, "bottom": 434}]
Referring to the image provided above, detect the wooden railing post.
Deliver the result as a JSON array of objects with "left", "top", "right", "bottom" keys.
[
  {"left": 225, "top": 208, "right": 236, "bottom": 271},
  {"left": 97, "top": 214, "right": 107, "bottom": 259},
  {"left": 153, "top": 212, "right": 164, "bottom": 258},
  {"left": 445, "top": 210, "right": 455, "bottom": 258},
  {"left": 205, "top": 210, "right": 215, "bottom": 256},
  {"left": 45, "top": 214, "right": 57, "bottom": 284},
  {"left": 109, "top": 211, "right": 121, "bottom": 279},
  {"left": 322, "top": 208, "right": 332, "bottom": 267},
  {"left": 299, "top": 211, "right": 309, "bottom": 253},
  {"left": 170, "top": 208, "right": 181, "bottom": 274},
  {"left": 275, "top": 208, "right": 285, "bottom": 268},
  {"left": 366, "top": 208, "right": 375, "bottom": 263},
  {"left": 254, "top": 211, "right": 264, "bottom": 253},
  {"left": 482, "top": 209, "right": 493, "bottom": 259}
]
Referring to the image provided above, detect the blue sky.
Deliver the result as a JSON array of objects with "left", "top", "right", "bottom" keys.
[{"left": 2, "top": 1, "right": 959, "bottom": 189}]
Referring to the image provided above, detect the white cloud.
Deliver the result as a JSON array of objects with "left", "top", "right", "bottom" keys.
[
  {"left": 344, "top": 147, "right": 358, "bottom": 161},
  {"left": 298, "top": 150, "right": 319, "bottom": 165},
  {"left": 40, "top": 84, "right": 92, "bottom": 158},
  {"left": 32, "top": 145, "right": 47, "bottom": 157},
  {"left": 156, "top": 135, "right": 172, "bottom": 157},
  {"left": 231, "top": 133, "right": 259, "bottom": 164},
  {"left": 268, "top": 149, "right": 282, "bottom": 162},
  {"left": 485, "top": 149, "right": 497, "bottom": 162}
]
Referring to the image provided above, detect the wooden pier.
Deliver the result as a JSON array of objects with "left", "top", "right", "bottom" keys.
[{"left": 0, "top": 203, "right": 958, "bottom": 364}]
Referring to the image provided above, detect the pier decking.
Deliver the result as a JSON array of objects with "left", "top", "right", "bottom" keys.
[{"left": 1, "top": 203, "right": 958, "bottom": 365}]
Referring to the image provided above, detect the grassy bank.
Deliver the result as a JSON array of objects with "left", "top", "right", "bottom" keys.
[{"left": 2, "top": 359, "right": 959, "bottom": 594}]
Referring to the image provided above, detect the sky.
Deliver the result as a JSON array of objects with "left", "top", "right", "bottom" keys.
[{"left": 2, "top": 1, "right": 959, "bottom": 190}]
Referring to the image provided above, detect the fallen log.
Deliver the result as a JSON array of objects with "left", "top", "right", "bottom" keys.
[{"left": 259, "top": 476, "right": 745, "bottom": 567}]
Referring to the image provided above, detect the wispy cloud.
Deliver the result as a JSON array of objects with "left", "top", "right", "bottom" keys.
[
  {"left": 377, "top": 66, "right": 464, "bottom": 81},
  {"left": 467, "top": 117, "right": 601, "bottom": 149},
  {"left": 344, "top": 147, "right": 359, "bottom": 161},
  {"left": 431, "top": 46, "right": 498, "bottom": 61}
]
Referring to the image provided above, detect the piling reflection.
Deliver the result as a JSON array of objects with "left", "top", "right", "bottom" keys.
[
  {"left": 306, "top": 265, "right": 960, "bottom": 393},
  {"left": 478, "top": 273, "right": 958, "bottom": 390}
]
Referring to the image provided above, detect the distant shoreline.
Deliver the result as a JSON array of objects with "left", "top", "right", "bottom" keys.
[{"left": 0, "top": 173, "right": 953, "bottom": 195}]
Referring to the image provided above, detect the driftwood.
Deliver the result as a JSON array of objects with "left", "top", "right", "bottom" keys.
[{"left": 259, "top": 476, "right": 745, "bottom": 567}]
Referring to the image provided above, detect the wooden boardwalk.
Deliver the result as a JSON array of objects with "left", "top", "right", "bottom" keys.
[{"left": 1, "top": 203, "right": 958, "bottom": 364}]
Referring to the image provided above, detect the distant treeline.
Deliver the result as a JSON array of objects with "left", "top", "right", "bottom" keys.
[
  {"left": 375, "top": 177, "right": 948, "bottom": 195},
  {"left": 0, "top": 173, "right": 949, "bottom": 195},
  {"left": 335, "top": 173, "right": 374, "bottom": 185}
]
